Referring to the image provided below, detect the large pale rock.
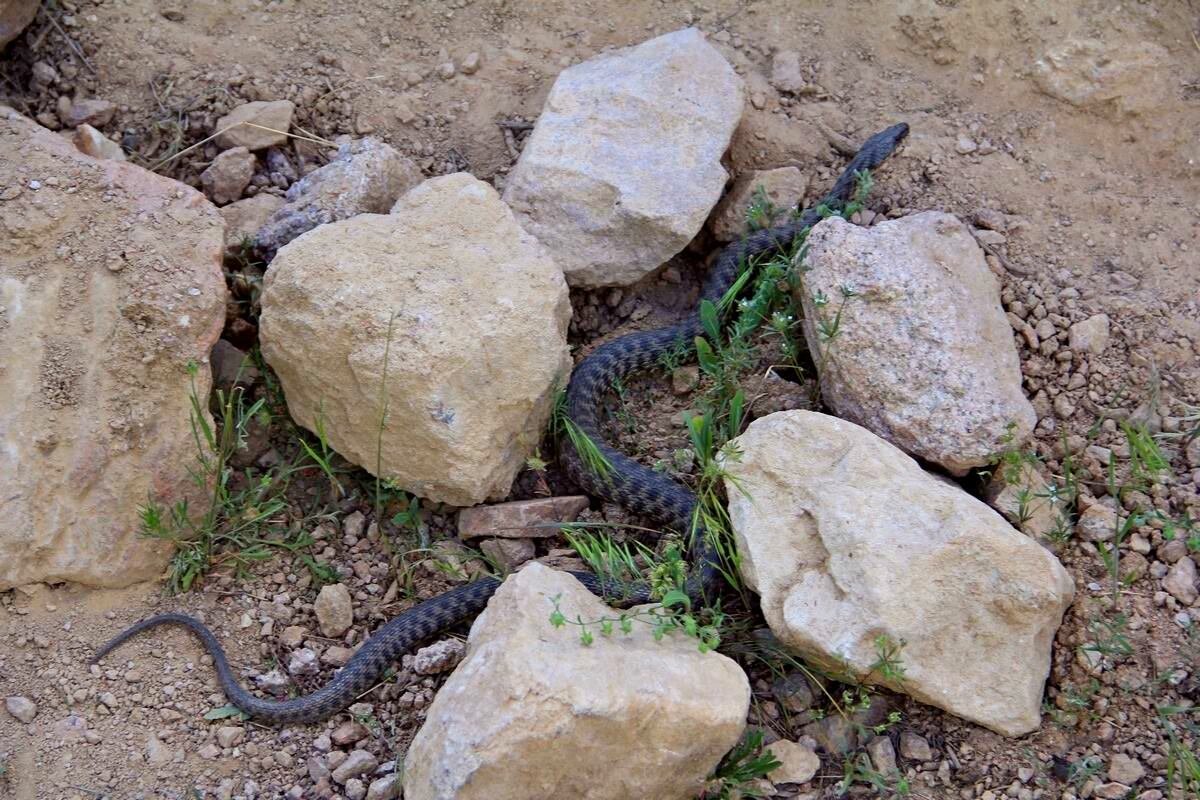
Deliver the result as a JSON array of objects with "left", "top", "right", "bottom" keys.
[
  {"left": 1033, "top": 38, "right": 1170, "bottom": 116},
  {"left": 723, "top": 411, "right": 1075, "bottom": 736},
  {"left": 403, "top": 563, "right": 749, "bottom": 800},
  {"left": 0, "top": 0, "right": 39, "bottom": 50},
  {"left": 260, "top": 173, "right": 570, "bottom": 506},
  {"left": 798, "top": 212, "right": 1036, "bottom": 473},
  {"left": 256, "top": 137, "right": 423, "bottom": 255},
  {"left": 502, "top": 28, "right": 744, "bottom": 288},
  {"left": 0, "top": 107, "right": 226, "bottom": 589}
]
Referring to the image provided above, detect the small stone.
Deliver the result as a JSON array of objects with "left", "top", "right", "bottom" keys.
[
  {"left": 1077, "top": 503, "right": 1118, "bottom": 542},
  {"left": 1069, "top": 314, "right": 1110, "bottom": 355},
  {"left": 1164, "top": 557, "right": 1198, "bottom": 606},
  {"left": 771, "top": 673, "right": 814, "bottom": 713},
  {"left": 315, "top": 583, "right": 354, "bottom": 637},
  {"left": 1108, "top": 753, "right": 1145, "bottom": 785},
  {"left": 708, "top": 166, "right": 809, "bottom": 241},
  {"left": 71, "top": 124, "right": 126, "bottom": 161},
  {"left": 867, "top": 736, "right": 898, "bottom": 775},
  {"left": 280, "top": 625, "right": 306, "bottom": 648},
  {"left": 437, "top": 61, "right": 456, "bottom": 79},
  {"left": 215, "top": 100, "right": 295, "bottom": 151},
  {"left": 899, "top": 731, "right": 933, "bottom": 761},
  {"left": 332, "top": 750, "right": 379, "bottom": 785},
  {"left": 149, "top": 735, "right": 179, "bottom": 765},
  {"left": 769, "top": 50, "right": 806, "bottom": 94},
  {"left": 200, "top": 146, "right": 256, "bottom": 205},
  {"left": 308, "top": 755, "right": 330, "bottom": 781},
  {"left": 5, "top": 696, "right": 37, "bottom": 723},
  {"left": 62, "top": 98, "right": 116, "bottom": 128},
  {"left": 411, "top": 638, "right": 467, "bottom": 675},
  {"left": 289, "top": 648, "right": 320, "bottom": 676},
  {"left": 345, "top": 779, "right": 367, "bottom": 800},
  {"left": 312, "top": 734, "right": 333, "bottom": 753},
  {"left": 802, "top": 715, "right": 857, "bottom": 755},
  {"left": 366, "top": 775, "right": 400, "bottom": 800},
  {"left": 458, "top": 496, "right": 590, "bottom": 539},
  {"left": 480, "top": 537, "right": 536, "bottom": 570},
  {"left": 217, "top": 726, "right": 246, "bottom": 748},
  {"left": 255, "top": 669, "right": 290, "bottom": 696},
  {"left": 1093, "top": 782, "right": 1132, "bottom": 800},
  {"left": 955, "top": 135, "right": 978, "bottom": 154},
  {"left": 322, "top": 646, "right": 355, "bottom": 667},
  {"left": 331, "top": 721, "right": 369, "bottom": 747},
  {"left": 460, "top": 52, "right": 481, "bottom": 74},
  {"left": 1158, "top": 539, "right": 1188, "bottom": 564},
  {"left": 765, "top": 739, "right": 820, "bottom": 784}
]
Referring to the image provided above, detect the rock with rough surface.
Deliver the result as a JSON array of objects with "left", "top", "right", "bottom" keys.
[
  {"left": 61, "top": 98, "right": 116, "bottom": 129},
  {"left": 0, "top": 107, "right": 226, "bottom": 590},
  {"left": 983, "top": 462, "right": 1069, "bottom": 542},
  {"left": 723, "top": 411, "right": 1075, "bottom": 736},
  {"left": 457, "top": 496, "right": 590, "bottom": 539},
  {"left": 766, "top": 740, "right": 819, "bottom": 785},
  {"left": 256, "top": 137, "right": 422, "bottom": 255},
  {"left": 314, "top": 583, "right": 354, "bottom": 637},
  {"left": 70, "top": 124, "right": 126, "bottom": 161},
  {"left": 1033, "top": 38, "right": 1170, "bottom": 116},
  {"left": 1069, "top": 314, "right": 1110, "bottom": 355},
  {"left": 260, "top": 173, "right": 571, "bottom": 506},
  {"left": 411, "top": 638, "right": 466, "bottom": 676},
  {"left": 200, "top": 146, "right": 256, "bottom": 205},
  {"left": 502, "top": 28, "right": 744, "bottom": 287},
  {"left": 215, "top": 100, "right": 294, "bottom": 151},
  {"left": 220, "top": 194, "right": 285, "bottom": 255},
  {"left": 709, "top": 167, "right": 809, "bottom": 242},
  {"left": 0, "top": 0, "right": 38, "bottom": 49},
  {"left": 403, "top": 563, "right": 749, "bottom": 800},
  {"left": 1164, "top": 557, "right": 1197, "bottom": 606},
  {"left": 5, "top": 695, "right": 37, "bottom": 723},
  {"left": 798, "top": 212, "right": 1036, "bottom": 473}
]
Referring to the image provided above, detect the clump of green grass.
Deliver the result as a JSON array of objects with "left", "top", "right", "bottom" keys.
[
  {"left": 700, "top": 729, "right": 782, "bottom": 799},
  {"left": 140, "top": 361, "right": 337, "bottom": 592}
]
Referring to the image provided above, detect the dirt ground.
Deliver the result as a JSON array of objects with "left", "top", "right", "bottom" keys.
[{"left": 2, "top": 1, "right": 1199, "bottom": 799}]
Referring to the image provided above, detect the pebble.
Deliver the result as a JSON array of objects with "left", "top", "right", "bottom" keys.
[
  {"left": 288, "top": 648, "right": 321, "bottom": 676},
  {"left": 437, "top": 61, "right": 456, "bottom": 79},
  {"left": 5, "top": 696, "right": 37, "bottom": 723},
  {"left": 315, "top": 583, "right": 354, "bottom": 637},
  {"left": 765, "top": 739, "right": 820, "bottom": 784},
  {"left": 955, "top": 135, "right": 978, "bottom": 155},
  {"left": 331, "top": 749, "right": 379, "bottom": 784},
  {"left": 197, "top": 742, "right": 221, "bottom": 760},
  {"left": 899, "top": 731, "right": 933, "bottom": 761},
  {"left": 867, "top": 735, "right": 898, "bottom": 775},
  {"left": 280, "top": 625, "right": 307, "bottom": 648},
  {"left": 1163, "top": 557, "right": 1197, "bottom": 605},
  {"left": 217, "top": 726, "right": 246, "bottom": 748},
  {"left": 460, "top": 52, "right": 481, "bottom": 74},
  {"left": 312, "top": 733, "right": 333, "bottom": 752},
  {"left": 366, "top": 775, "right": 401, "bottom": 800},
  {"left": 331, "top": 721, "right": 369, "bottom": 747},
  {"left": 411, "top": 638, "right": 467, "bottom": 675},
  {"left": 1108, "top": 753, "right": 1145, "bottom": 785},
  {"left": 345, "top": 778, "right": 367, "bottom": 800}
]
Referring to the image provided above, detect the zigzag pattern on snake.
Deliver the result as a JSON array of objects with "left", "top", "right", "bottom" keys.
[{"left": 90, "top": 122, "right": 910, "bottom": 724}]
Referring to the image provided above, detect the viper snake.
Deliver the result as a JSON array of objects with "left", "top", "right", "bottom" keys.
[{"left": 91, "top": 122, "right": 909, "bottom": 724}]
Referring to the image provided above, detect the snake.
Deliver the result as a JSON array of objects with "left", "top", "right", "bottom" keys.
[{"left": 91, "top": 122, "right": 909, "bottom": 725}]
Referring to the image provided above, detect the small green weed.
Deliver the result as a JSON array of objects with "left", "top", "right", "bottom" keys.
[
  {"left": 700, "top": 729, "right": 781, "bottom": 799},
  {"left": 837, "top": 752, "right": 911, "bottom": 798}
]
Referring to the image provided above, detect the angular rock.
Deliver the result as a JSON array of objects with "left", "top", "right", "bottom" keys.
[
  {"left": 1108, "top": 753, "right": 1145, "bottom": 785},
  {"left": 411, "top": 638, "right": 466, "bottom": 676},
  {"left": 200, "top": 146, "right": 256, "bottom": 205},
  {"left": 0, "top": 0, "right": 38, "bottom": 49},
  {"left": 765, "top": 740, "right": 819, "bottom": 785},
  {"left": 216, "top": 726, "right": 246, "bottom": 748},
  {"left": 332, "top": 750, "right": 379, "bottom": 785},
  {"left": 314, "top": 583, "right": 354, "bottom": 638},
  {"left": 983, "top": 462, "right": 1068, "bottom": 542},
  {"left": 709, "top": 166, "right": 809, "bottom": 242},
  {"left": 5, "top": 695, "right": 37, "bottom": 723},
  {"left": 1033, "top": 38, "right": 1170, "bottom": 115},
  {"left": 403, "top": 563, "right": 749, "bottom": 800},
  {"left": 366, "top": 775, "right": 400, "bottom": 800},
  {"left": 0, "top": 107, "right": 226, "bottom": 590},
  {"left": 723, "top": 411, "right": 1075, "bottom": 736},
  {"left": 502, "top": 28, "right": 744, "bottom": 287},
  {"left": 797, "top": 212, "right": 1036, "bottom": 473},
  {"left": 1164, "top": 557, "right": 1197, "bottom": 606},
  {"left": 899, "top": 731, "right": 933, "bottom": 762},
  {"left": 1077, "top": 503, "right": 1118, "bottom": 543},
  {"left": 458, "top": 496, "right": 590, "bottom": 539},
  {"left": 1069, "top": 314, "right": 1110, "bottom": 355},
  {"left": 260, "top": 173, "right": 571, "bottom": 506},
  {"left": 256, "top": 137, "right": 422, "bottom": 255},
  {"left": 70, "top": 124, "right": 126, "bottom": 161},
  {"left": 331, "top": 721, "right": 369, "bottom": 747},
  {"left": 480, "top": 537, "right": 536, "bottom": 570},
  {"left": 221, "top": 193, "right": 285, "bottom": 255},
  {"left": 61, "top": 98, "right": 116, "bottom": 129},
  {"left": 215, "top": 100, "right": 295, "bottom": 151},
  {"left": 769, "top": 50, "right": 807, "bottom": 94},
  {"left": 288, "top": 647, "right": 320, "bottom": 676}
]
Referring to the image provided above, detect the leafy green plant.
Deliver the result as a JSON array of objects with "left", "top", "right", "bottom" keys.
[
  {"left": 1158, "top": 705, "right": 1200, "bottom": 798},
  {"left": 837, "top": 752, "right": 911, "bottom": 798},
  {"left": 700, "top": 729, "right": 782, "bottom": 799}
]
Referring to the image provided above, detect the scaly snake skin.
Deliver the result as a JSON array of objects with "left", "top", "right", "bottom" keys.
[{"left": 91, "top": 123, "right": 909, "bottom": 724}]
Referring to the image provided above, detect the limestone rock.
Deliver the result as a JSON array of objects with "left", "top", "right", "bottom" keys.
[
  {"left": 256, "top": 137, "right": 422, "bottom": 255},
  {"left": 5, "top": 695, "right": 37, "bottom": 723},
  {"left": 215, "top": 100, "right": 294, "bottom": 151},
  {"left": 723, "top": 411, "right": 1075, "bottom": 736},
  {"left": 314, "top": 583, "right": 354, "bottom": 638},
  {"left": 61, "top": 98, "right": 116, "bottom": 129},
  {"left": 1069, "top": 314, "right": 1110, "bottom": 355},
  {"left": 502, "top": 28, "right": 744, "bottom": 287},
  {"left": 765, "top": 740, "right": 819, "bottom": 785},
  {"left": 0, "top": 107, "right": 226, "bottom": 590},
  {"left": 403, "top": 563, "right": 749, "bottom": 800},
  {"left": 709, "top": 167, "right": 809, "bottom": 242},
  {"left": 220, "top": 194, "right": 285, "bottom": 256},
  {"left": 769, "top": 50, "right": 807, "bottom": 95},
  {"left": 1164, "top": 557, "right": 1197, "bottom": 606},
  {"left": 798, "top": 212, "right": 1036, "bottom": 473},
  {"left": 1033, "top": 38, "right": 1170, "bottom": 116},
  {"left": 411, "top": 638, "right": 466, "bottom": 676},
  {"left": 457, "top": 496, "right": 590, "bottom": 539},
  {"left": 70, "top": 124, "right": 125, "bottom": 161},
  {"left": 0, "top": 0, "right": 38, "bottom": 49},
  {"left": 260, "top": 173, "right": 570, "bottom": 505},
  {"left": 200, "top": 146, "right": 256, "bottom": 205},
  {"left": 983, "top": 462, "right": 1069, "bottom": 542}
]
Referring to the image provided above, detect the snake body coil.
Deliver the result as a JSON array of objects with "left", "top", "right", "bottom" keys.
[{"left": 92, "top": 123, "right": 909, "bottom": 725}]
